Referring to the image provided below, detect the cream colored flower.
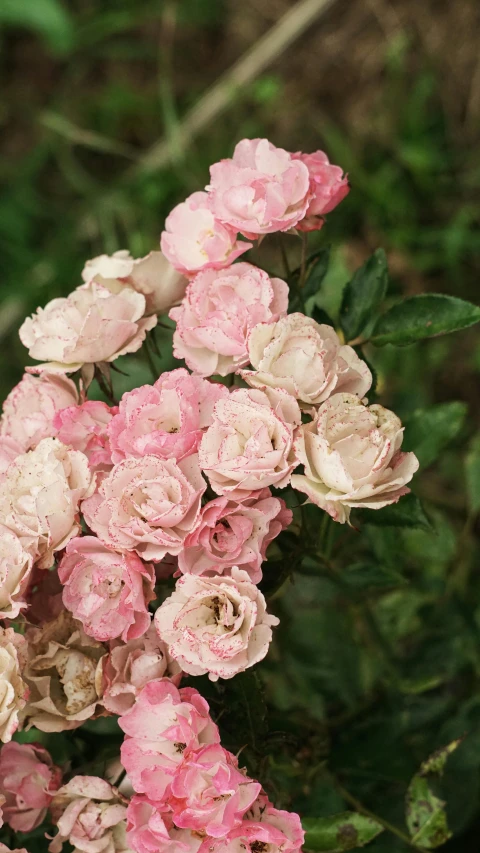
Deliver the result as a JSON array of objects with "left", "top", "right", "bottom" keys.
[
  {"left": 292, "top": 393, "right": 419, "bottom": 523},
  {"left": 0, "top": 438, "right": 94, "bottom": 568},
  {"left": 82, "top": 249, "right": 187, "bottom": 315},
  {"left": 19, "top": 279, "right": 157, "bottom": 373},
  {"left": 0, "top": 628, "right": 28, "bottom": 743}
]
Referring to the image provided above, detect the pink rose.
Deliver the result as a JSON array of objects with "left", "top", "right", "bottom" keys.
[
  {"left": 82, "top": 454, "right": 206, "bottom": 562},
  {"left": 291, "top": 393, "right": 419, "bottom": 523},
  {"left": 0, "top": 845, "right": 29, "bottom": 853},
  {"left": 207, "top": 138, "right": 310, "bottom": 237},
  {"left": 119, "top": 681, "right": 219, "bottom": 800},
  {"left": 199, "top": 388, "right": 300, "bottom": 499},
  {"left": 199, "top": 797, "right": 304, "bottom": 853},
  {"left": 0, "top": 437, "right": 23, "bottom": 479},
  {"left": 169, "top": 263, "right": 288, "bottom": 377},
  {"left": 1, "top": 373, "right": 78, "bottom": 452},
  {"left": 126, "top": 798, "right": 202, "bottom": 853},
  {"left": 178, "top": 490, "right": 292, "bottom": 583},
  {"left": 108, "top": 369, "right": 227, "bottom": 464},
  {"left": 82, "top": 249, "right": 187, "bottom": 315},
  {"left": 0, "top": 438, "right": 94, "bottom": 568},
  {"left": 58, "top": 536, "right": 155, "bottom": 643},
  {"left": 0, "top": 741, "right": 62, "bottom": 832},
  {"left": 19, "top": 280, "right": 157, "bottom": 374},
  {"left": 292, "top": 150, "right": 349, "bottom": 231},
  {"left": 103, "top": 624, "right": 181, "bottom": 716},
  {"left": 0, "top": 526, "right": 32, "bottom": 619},
  {"left": 161, "top": 191, "right": 251, "bottom": 276},
  {"left": 241, "top": 313, "right": 372, "bottom": 407},
  {"left": 154, "top": 568, "right": 279, "bottom": 681},
  {"left": 169, "top": 744, "right": 260, "bottom": 837},
  {"left": 54, "top": 400, "right": 117, "bottom": 473},
  {"left": 48, "top": 776, "right": 129, "bottom": 853}
]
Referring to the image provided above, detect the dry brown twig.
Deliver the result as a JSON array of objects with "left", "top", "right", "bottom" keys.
[{"left": 131, "top": 0, "right": 339, "bottom": 176}]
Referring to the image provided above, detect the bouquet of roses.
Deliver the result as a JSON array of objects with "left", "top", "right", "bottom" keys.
[{"left": 8, "top": 134, "right": 476, "bottom": 853}]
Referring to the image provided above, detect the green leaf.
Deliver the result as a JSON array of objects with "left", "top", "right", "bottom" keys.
[
  {"left": 341, "top": 562, "right": 407, "bottom": 592},
  {"left": 465, "top": 433, "right": 480, "bottom": 514},
  {"left": 303, "top": 812, "right": 384, "bottom": 851},
  {"left": 404, "top": 402, "right": 467, "bottom": 467},
  {"left": 370, "top": 294, "right": 480, "bottom": 346},
  {"left": 340, "top": 249, "right": 388, "bottom": 342},
  {"left": 355, "top": 493, "right": 431, "bottom": 530},
  {"left": 406, "top": 739, "right": 462, "bottom": 848},
  {"left": 0, "top": 0, "right": 74, "bottom": 54}
]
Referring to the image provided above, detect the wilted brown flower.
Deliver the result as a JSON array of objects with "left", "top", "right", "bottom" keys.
[{"left": 22, "top": 611, "right": 106, "bottom": 732}]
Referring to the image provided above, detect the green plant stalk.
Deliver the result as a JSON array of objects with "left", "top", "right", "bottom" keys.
[{"left": 325, "top": 770, "right": 427, "bottom": 851}]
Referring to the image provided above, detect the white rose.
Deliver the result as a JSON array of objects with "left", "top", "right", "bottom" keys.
[
  {"left": 19, "top": 279, "right": 157, "bottom": 373},
  {"left": 82, "top": 249, "right": 187, "bottom": 315},
  {"left": 0, "top": 628, "right": 28, "bottom": 743},
  {"left": 0, "top": 526, "right": 32, "bottom": 619},
  {"left": 0, "top": 438, "right": 95, "bottom": 567},
  {"left": 241, "top": 313, "right": 371, "bottom": 407},
  {"left": 199, "top": 387, "right": 300, "bottom": 499},
  {"left": 154, "top": 567, "right": 279, "bottom": 681},
  {"left": 291, "top": 393, "right": 419, "bottom": 523}
]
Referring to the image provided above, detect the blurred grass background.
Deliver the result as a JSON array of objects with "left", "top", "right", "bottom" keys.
[
  {"left": 1, "top": 0, "right": 479, "bottom": 406},
  {"left": 2, "top": 2, "right": 480, "bottom": 850}
]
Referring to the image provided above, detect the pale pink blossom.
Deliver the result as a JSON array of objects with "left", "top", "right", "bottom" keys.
[
  {"left": 169, "top": 744, "right": 260, "bottom": 837},
  {"left": 22, "top": 612, "right": 106, "bottom": 733},
  {"left": 241, "top": 313, "right": 371, "bottom": 407},
  {"left": 169, "top": 263, "right": 288, "bottom": 377},
  {"left": 292, "top": 392, "right": 419, "bottom": 523},
  {"left": 19, "top": 280, "right": 157, "bottom": 374},
  {"left": 126, "top": 798, "right": 202, "bottom": 853},
  {"left": 0, "top": 628, "right": 28, "bottom": 743},
  {"left": 0, "top": 438, "right": 94, "bottom": 567},
  {"left": 207, "top": 138, "right": 310, "bottom": 237},
  {"left": 108, "top": 369, "right": 227, "bottom": 464},
  {"left": 178, "top": 490, "right": 292, "bottom": 583},
  {"left": 48, "top": 776, "right": 129, "bottom": 853},
  {"left": 0, "top": 526, "right": 32, "bottom": 619},
  {"left": 0, "top": 437, "right": 23, "bottom": 479},
  {"left": 199, "top": 797, "right": 304, "bottom": 853},
  {"left": 0, "top": 844, "right": 29, "bottom": 853},
  {"left": 161, "top": 192, "right": 251, "bottom": 276},
  {"left": 54, "top": 401, "right": 118, "bottom": 473},
  {"left": 0, "top": 741, "right": 62, "bottom": 832},
  {"left": 103, "top": 624, "right": 181, "bottom": 716},
  {"left": 119, "top": 681, "right": 219, "bottom": 801},
  {"left": 292, "top": 150, "right": 349, "bottom": 231},
  {"left": 1, "top": 373, "right": 78, "bottom": 452},
  {"left": 154, "top": 568, "right": 279, "bottom": 681},
  {"left": 82, "top": 454, "right": 205, "bottom": 562},
  {"left": 82, "top": 249, "right": 187, "bottom": 315},
  {"left": 199, "top": 388, "right": 300, "bottom": 499},
  {"left": 58, "top": 537, "right": 155, "bottom": 643}
]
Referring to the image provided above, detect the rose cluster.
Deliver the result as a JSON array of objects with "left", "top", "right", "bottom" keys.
[{"left": 0, "top": 137, "right": 419, "bottom": 852}]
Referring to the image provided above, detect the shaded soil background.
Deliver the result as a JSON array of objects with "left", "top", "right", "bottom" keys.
[{"left": 1, "top": 1, "right": 480, "bottom": 851}]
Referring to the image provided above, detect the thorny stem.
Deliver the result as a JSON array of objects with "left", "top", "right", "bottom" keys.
[{"left": 325, "top": 770, "right": 426, "bottom": 851}]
